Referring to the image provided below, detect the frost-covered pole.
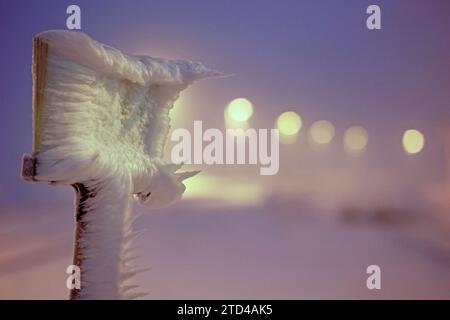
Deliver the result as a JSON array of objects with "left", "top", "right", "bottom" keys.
[{"left": 22, "top": 31, "right": 219, "bottom": 299}]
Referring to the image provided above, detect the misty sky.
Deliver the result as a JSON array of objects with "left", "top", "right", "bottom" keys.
[{"left": 1, "top": 0, "right": 450, "bottom": 208}]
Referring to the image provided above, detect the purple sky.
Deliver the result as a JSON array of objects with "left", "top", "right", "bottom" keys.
[{"left": 1, "top": 0, "right": 450, "bottom": 207}]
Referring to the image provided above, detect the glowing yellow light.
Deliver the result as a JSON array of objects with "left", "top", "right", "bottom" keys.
[
  {"left": 225, "top": 118, "right": 249, "bottom": 132},
  {"left": 226, "top": 98, "right": 253, "bottom": 122},
  {"left": 277, "top": 111, "right": 302, "bottom": 136},
  {"left": 309, "top": 120, "right": 335, "bottom": 145},
  {"left": 344, "top": 126, "right": 368, "bottom": 153},
  {"left": 169, "top": 92, "right": 188, "bottom": 128},
  {"left": 183, "top": 174, "right": 265, "bottom": 206},
  {"left": 403, "top": 129, "right": 425, "bottom": 154}
]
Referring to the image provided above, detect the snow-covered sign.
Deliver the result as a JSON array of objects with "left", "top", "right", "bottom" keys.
[{"left": 22, "top": 30, "right": 220, "bottom": 299}]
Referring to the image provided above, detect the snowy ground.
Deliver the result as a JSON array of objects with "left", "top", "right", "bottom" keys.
[{"left": 1, "top": 199, "right": 450, "bottom": 299}]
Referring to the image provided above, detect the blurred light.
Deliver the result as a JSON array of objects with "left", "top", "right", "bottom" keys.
[
  {"left": 276, "top": 111, "right": 302, "bottom": 136},
  {"left": 169, "top": 93, "right": 187, "bottom": 127},
  {"left": 183, "top": 174, "right": 265, "bottom": 207},
  {"left": 344, "top": 126, "right": 368, "bottom": 154},
  {"left": 309, "top": 120, "right": 335, "bottom": 145},
  {"left": 403, "top": 129, "right": 425, "bottom": 154},
  {"left": 226, "top": 98, "right": 253, "bottom": 122},
  {"left": 225, "top": 118, "right": 249, "bottom": 132}
]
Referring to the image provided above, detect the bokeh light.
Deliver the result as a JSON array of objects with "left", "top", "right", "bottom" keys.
[
  {"left": 276, "top": 111, "right": 302, "bottom": 136},
  {"left": 183, "top": 174, "right": 266, "bottom": 206},
  {"left": 309, "top": 120, "right": 335, "bottom": 145},
  {"left": 343, "top": 126, "right": 368, "bottom": 154},
  {"left": 226, "top": 98, "right": 253, "bottom": 122},
  {"left": 402, "top": 129, "right": 425, "bottom": 154}
]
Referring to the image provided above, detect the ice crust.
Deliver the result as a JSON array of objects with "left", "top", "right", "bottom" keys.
[
  {"left": 35, "top": 30, "right": 217, "bottom": 206},
  {"left": 31, "top": 30, "right": 218, "bottom": 299}
]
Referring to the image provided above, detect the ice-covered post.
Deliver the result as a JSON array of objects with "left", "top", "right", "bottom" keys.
[{"left": 21, "top": 31, "right": 219, "bottom": 299}]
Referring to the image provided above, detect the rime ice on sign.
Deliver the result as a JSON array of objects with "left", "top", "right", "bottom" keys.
[{"left": 22, "top": 30, "right": 220, "bottom": 299}]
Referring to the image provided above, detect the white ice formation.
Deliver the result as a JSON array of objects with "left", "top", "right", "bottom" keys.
[{"left": 24, "top": 30, "right": 220, "bottom": 299}]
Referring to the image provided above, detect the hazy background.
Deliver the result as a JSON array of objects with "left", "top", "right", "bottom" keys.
[{"left": 1, "top": 0, "right": 450, "bottom": 299}]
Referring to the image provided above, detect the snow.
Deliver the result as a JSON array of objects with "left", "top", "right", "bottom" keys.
[
  {"left": 35, "top": 30, "right": 217, "bottom": 202},
  {"left": 37, "top": 30, "right": 221, "bottom": 87},
  {"left": 29, "top": 30, "right": 219, "bottom": 299},
  {"left": 1, "top": 202, "right": 450, "bottom": 299}
]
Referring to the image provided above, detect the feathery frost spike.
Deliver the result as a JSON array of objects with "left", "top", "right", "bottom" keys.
[
  {"left": 176, "top": 170, "right": 201, "bottom": 182},
  {"left": 120, "top": 285, "right": 140, "bottom": 292},
  {"left": 125, "top": 292, "right": 150, "bottom": 300},
  {"left": 22, "top": 30, "right": 222, "bottom": 299}
]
